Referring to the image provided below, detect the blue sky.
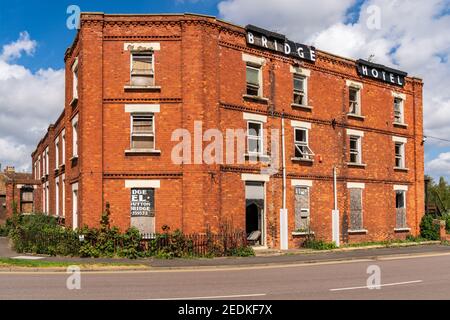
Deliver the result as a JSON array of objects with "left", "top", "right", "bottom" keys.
[
  {"left": 0, "top": 0, "right": 449, "bottom": 180},
  {"left": 0, "top": 0, "right": 221, "bottom": 72}
]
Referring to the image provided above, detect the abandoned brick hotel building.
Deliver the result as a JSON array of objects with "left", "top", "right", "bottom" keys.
[{"left": 31, "top": 12, "right": 425, "bottom": 249}]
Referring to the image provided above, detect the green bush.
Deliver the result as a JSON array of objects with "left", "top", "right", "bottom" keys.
[
  {"left": 303, "top": 239, "right": 337, "bottom": 250},
  {"left": 420, "top": 214, "right": 440, "bottom": 240},
  {"left": 444, "top": 214, "right": 450, "bottom": 234},
  {"left": 230, "top": 246, "right": 255, "bottom": 257}
]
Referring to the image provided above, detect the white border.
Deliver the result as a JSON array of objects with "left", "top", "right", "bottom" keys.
[
  {"left": 124, "top": 42, "right": 160, "bottom": 51},
  {"left": 125, "top": 104, "right": 160, "bottom": 113},
  {"left": 291, "top": 179, "right": 313, "bottom": 187},
  {"left": 125, "top": 180, "right": 161, "bottom": 189},
  {"left": 394, "top": 185, "right": 408, "bottom": 191},
  {"left": 241, "top": 174, "right": 270, "bottom": 182},
  {"left": 243, "top": 112, "right": 267, "bottom": 123},
  {"left": 347, "top": 182, "right": 365, "bottom": 189},
  {"left": 346, "top": 129, "right": 365, "bottom": 137}
]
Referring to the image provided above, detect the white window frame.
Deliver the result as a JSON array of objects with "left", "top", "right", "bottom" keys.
[
  {"left": 348, "top": 86, "right": 361, "bottom": 115},
  {"left": 72, "top": 57, "right": 79, "bottom": 101},
  {"left": 61, "top": 129, "right": 66, "bottom": 165},
  {"left": 45, "top": 182, "right": 49, "bottom": 215},
  {"left": 55, "top": 137, "right": 59, "bottom": 169},
  {"left": 293, "top": 74, "right": 308, "bottom": 106},
  {"left": 130, "top": 52, "right": 155, "bottom": 86},
  {"left": 55, "top": 178, "right": 59, "bottom": 217},
  {"left": 395, "top": 142, "right": 406, "bottom": 168},
  {"left": 37, "top": 156, "right": 41, "bottom": 179},
  {"left": 247, "top": 121, "right": 264, "bottom": 156},
  {"left": 62, "top": 174, "right": 66, "bottom": 218},
  {"left": 393, "top": 97, "right": 405, "bottom": 124},
  {"left": 130, "top": 113, "right": 156, "bottom": 151},
  {"left": 395, "top": 189, "right": 407, "bottom": 229},
  {"left": 293, "top": 127, "right": 314, "bottom": 160},
  {"left": 45, "top": 147, "right": 49, "bottom": 176},
  {"left": 246, "top": 64, "right": 262, "bottom": 97},
  {"left": 349, "top": 135, "right": 362, "bottom": 164},
  {"left": 72, "top": 115, "right": 79, "bottom": 158},
  {"left": 72, "top": 183, "right": 79, "bottom": 230}
]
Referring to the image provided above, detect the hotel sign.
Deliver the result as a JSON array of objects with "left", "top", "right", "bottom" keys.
[
  {"left": 245, "top": 25, "right": 316, "bottom": 63},
  {"left": 130, "top": 188, "right": 155, "bottom": 217},
  {"left": 356, "top": 59, "right": 407, "bottom": 87}
]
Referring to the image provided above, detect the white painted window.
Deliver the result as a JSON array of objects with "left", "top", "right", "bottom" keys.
[
  {"left": 55, "top": 137, "right": 59, "bottom": 169},
  {"left": 72, "top": 116, "right": 78, "bottom": 157},
  {"left": 55, "top": 179, "right": 59, "bottom": 217},
  {"left": 294, "top": 127, "right": 314, "bottom": 160},
  {"left": 394, "top": 97, "right": 404, "bottom": 124},
  {"left": 349, "top": 86, "right": 361, "bottom": 115},
  {"left": 247, "top": 121, "right": 263, "bottom": 155},
  {"left": 61, "top": 130, "right": 66, "bottom": 165},
  {"left": 45, "top": 183, "right": 49, "bottom": 215},
  {"left": 72, "top": 58, "right": 79, "bottom": 101},
  {"left": 131, "top": 114, "right": 155, "bottom": 150},
  {"left": 62, "top": 175, "right": 66, "bottom": 217},
  {"left": 131, "top": 52, "right": 154, "bottom": 86},
  {"left": 45, "top": 147, "right": 49, "bottom": 175},
  {"left": 293, "top": 74, "right": 307, "bottom": 106},
  {"left": 37, "top": 156, "right": 41, "bottom": 179},
  {"left": 395, "top": 142, "right": 405, "bottom": 168},
  {"left": 349, "top": 135, "right": 362, "bottom": 164},
  {"left": 246, "top": 64, "right": 262, "bottom": 97},
  {"left": 72, "top": 183, "right": 79, "bottom": 230}
]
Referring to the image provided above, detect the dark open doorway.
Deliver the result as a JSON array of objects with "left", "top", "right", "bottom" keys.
[{"left": 246, "top": 203, "right": 259, "bottom": 235}]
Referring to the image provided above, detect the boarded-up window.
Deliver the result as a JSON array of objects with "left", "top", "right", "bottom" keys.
[
  {"left": 295, "top": 186, "right": 310, "bottom": 231},
  {"left": 349, "top": 188, "right": 363, "bottom": 230},
  {"left": 131, "top": 188, "right": 155, "bottom": 235},
  {"left": 396, "top": 191, "right": 407, "bottom": 228},
  {"left": 131, "top": 115, "right": 155, "bottom": 150},
  {"left": 131, "top": 53, "right": 154, "bottom": 86}
]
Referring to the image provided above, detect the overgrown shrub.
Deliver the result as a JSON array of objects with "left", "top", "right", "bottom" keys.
[
  {"left": 303, "top": 238, "right": 337, "bottom": 250},
  {"left": 8, "top": 209, "right": 252, "bottom": 259},
  {"left": 419, "top": 214, "right": 440, "bottom": 240}
]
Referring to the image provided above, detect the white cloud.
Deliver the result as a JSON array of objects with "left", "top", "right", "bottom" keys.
[
  {"left": 426, "top": 152, "right": 450, "bottom": 179},
  {"left": 0, "top": 32, "right": 64, "bottom": 172},
  {"left": 219, "top": 0, "right": 450, "bottom": 180},
  {"left": 218, "top": 0, "right": 357, "bottom": 43},
  {"left": 0, "top": 31, "right": 37, "bottom": 62}
]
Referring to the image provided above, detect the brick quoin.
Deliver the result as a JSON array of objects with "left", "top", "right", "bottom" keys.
[{"left": 30, "top": 13, "right": 425, "bottom": 249}]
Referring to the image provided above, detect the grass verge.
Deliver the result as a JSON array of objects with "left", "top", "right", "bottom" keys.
[{"left": 0, "top": 258, "right": 148, "bottom": 270}]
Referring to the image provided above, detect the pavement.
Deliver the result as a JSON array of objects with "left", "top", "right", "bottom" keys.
[{"left": 1, "top": 250, "right": 450, "bottom": 299}]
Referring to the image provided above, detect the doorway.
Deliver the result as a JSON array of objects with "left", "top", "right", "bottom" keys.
[{"left": 245, "top": 182, "right": 265, "bottom": 246}]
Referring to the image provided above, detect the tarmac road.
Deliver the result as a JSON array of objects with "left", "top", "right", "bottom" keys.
[{"left": 1, "top": 250, "right": 450, "bottom": 300}]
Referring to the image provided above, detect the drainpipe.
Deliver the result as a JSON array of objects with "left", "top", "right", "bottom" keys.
[
  {"left": 280, "top": 114, "right": 288, "bottom": 250},
  {"left": 332, "top": 166, "right": 340, "bottom": 247}
]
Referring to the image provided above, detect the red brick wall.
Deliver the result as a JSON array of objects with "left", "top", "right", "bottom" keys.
[{"left": 29, "top": 13, "right": 424, "bottom": 249}]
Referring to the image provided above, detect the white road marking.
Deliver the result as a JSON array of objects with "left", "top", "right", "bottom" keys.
[
  {"left": 11, "top": 256, "right": 44, "bottom": 260},
  {"left": 148, "top": 293, "right": 267, "bottom": 300},
  {"left": 330, "top": 280, "right": 423, "bottom": 292}
]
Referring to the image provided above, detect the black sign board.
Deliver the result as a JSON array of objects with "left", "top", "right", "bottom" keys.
[
  {"left": 356, "top": 59, "right": 407, "bottom": 87},
  {"left": 131, "top": 188, "right": 154, "bottom": 217},
  {"left": 245, "top": 25, "right": 316, "bottom": 63}
]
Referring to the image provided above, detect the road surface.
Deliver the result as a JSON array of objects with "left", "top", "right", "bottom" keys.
[{"left": 1, "top": 251, "right": 450, "bottom": 299}]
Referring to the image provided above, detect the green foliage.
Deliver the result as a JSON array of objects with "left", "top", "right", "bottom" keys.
[
  {"left": 230, "top": 246, "right": 255, "bottom": 257},
  {"left": 303, "top": 238, "right": 337, "bottom": 250},
  {"left": 8, "top": 208, "right": 252, "bottom": 260},
  {"left": 420, "top": 214, "right": 440, "bottom": 240}
]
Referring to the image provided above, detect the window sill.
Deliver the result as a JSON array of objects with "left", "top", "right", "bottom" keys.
[
  {"left": 291, "top": 157, "right": 314, "bottom": 163},
  {"left": 394, "top": 167, "right": 409, "bottom": 172},
  {"left": 347, "top": 113, "right": 365, "bottom": 120},
  {"left": 244, "top": 153, "right": 271, "bottom": 162},
  {"left": 292, "top": 231, "right": 315, "bottom": 236},
  {"left": 348, "top": 229, "right": 368, "bottom": 235},
  {"left": 347, "top": 162, "right": 367, "bottom": 168},
  {"left": 394, "top": 227, "right": 411, "bottom": 232},
  {"left": 125, "top": 149, "right": 161, "bottom": 155},
  {"left": 124, "top": 85, "right": 161, "bottom": 91},
  {"left": 393, "top": 122, "right": 408, "bottom": 129},
  {"left": 243, "top": 94, "right": 269, "bottom": 104},
  {"left": 70, "top": 97, "right": 78, "bottom": 107},
  {"left": 291, "top": 103, "right": 313, "bottom": 111}
]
